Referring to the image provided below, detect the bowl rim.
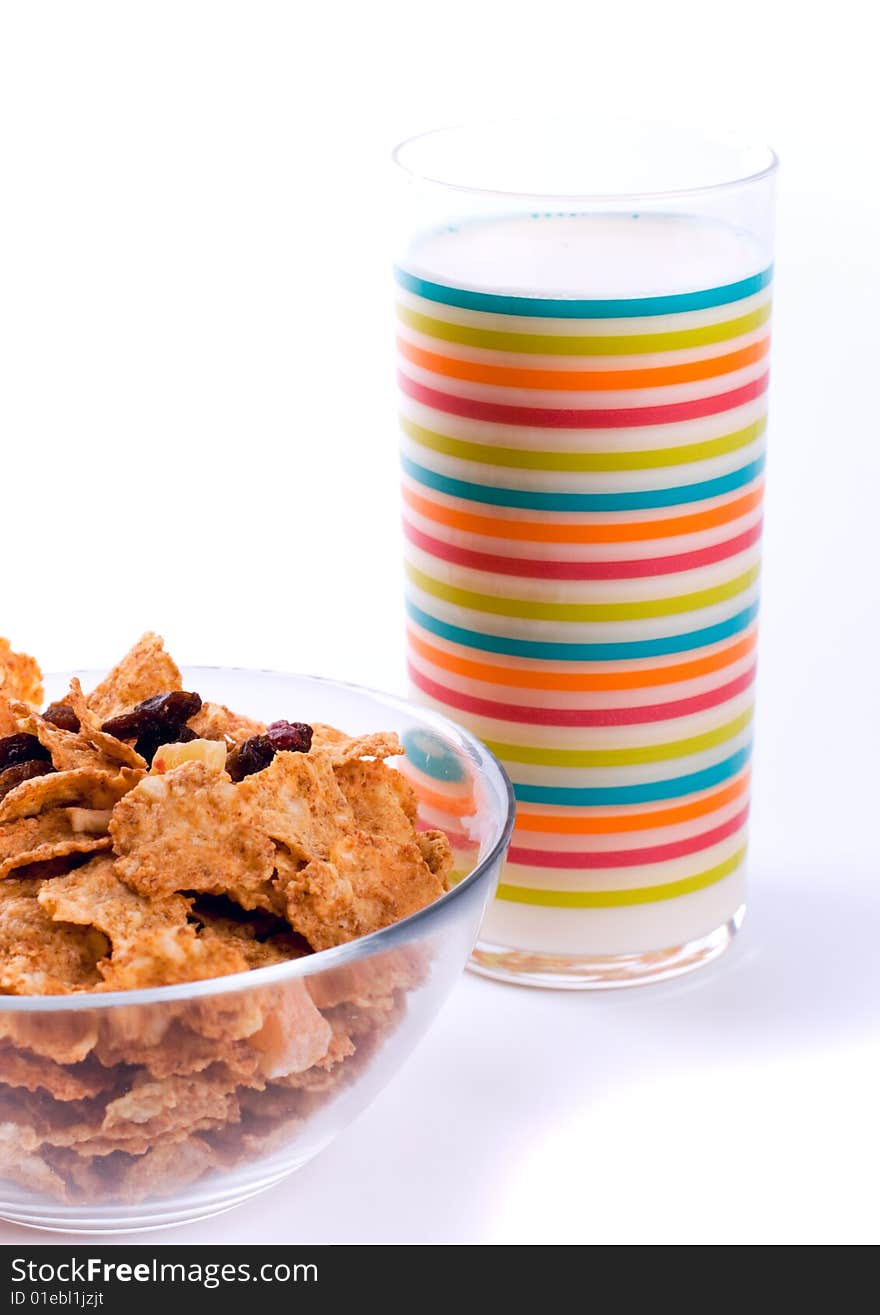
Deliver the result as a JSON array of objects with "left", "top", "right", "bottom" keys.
[{"left": 0, "top": 666, "right": 515, "bottom": 1013}]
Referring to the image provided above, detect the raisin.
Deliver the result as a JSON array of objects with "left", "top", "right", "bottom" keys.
[
  {"left": 226, "top": 734, "right": 275, "bottom": 782},
  {"left": 0, "top": 759, "right": 53, "bottom": 802},
  {"left": 43, "top": 702, "right": 81, "bottom": 733},
  {"left": 266, "top": 720, "right": 313, "bottom": 753},
  {"left": 0, "top": 734, "right": 53, "bottom": 773},
  {"left": 102, "top": 691, "right": 203, "bottom": 741}
]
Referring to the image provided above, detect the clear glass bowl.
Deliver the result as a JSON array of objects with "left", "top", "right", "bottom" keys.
[{"left": 0, "top": 668, "right": 514, "bottom": 1233}]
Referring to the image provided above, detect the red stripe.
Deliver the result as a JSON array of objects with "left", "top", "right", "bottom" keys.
[
  {"left": 399, "top": 370, "right": 770, "bottom": 429},
  {"left": 408, "top": 659, "right": 757, "bottom": 727},
  {"left": 507, "top": 805, "right": 750, "bottom": 868},
  {"left": 403, "top": 517, "right": 763, "bottom": 580}
]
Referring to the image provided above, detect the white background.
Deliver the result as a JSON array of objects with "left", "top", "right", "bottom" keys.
[{"left": 0, "top": 0, "right": 877, "bottom": 1245}]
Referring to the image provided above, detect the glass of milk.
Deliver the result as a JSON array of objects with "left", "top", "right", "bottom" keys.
[{"left": 392, "top": 121, "right": 777, "bottom": 988}]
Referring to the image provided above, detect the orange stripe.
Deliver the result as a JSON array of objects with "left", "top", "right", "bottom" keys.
[
  {"left": 398, "top": 334, "right": 771, "bottom": 392},
  {"left": 398, "top": 775, "right": 478, "bottom": 818},
  {"left": 406, "top": 626, "right": 758, "bottom": 692},
  {"left": 515, "top": 771, "right": 751, "bottom": 836},
  {"left": 402, "top": 480, "right": 764, "bottom": 544}
]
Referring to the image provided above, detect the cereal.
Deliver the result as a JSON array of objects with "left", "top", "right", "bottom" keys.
[
  {"left": 9, "top": 705, "right": 129, "bottom": 776},
  {"left": 238, "top": 749, "right": 354, "bottom": 859},
  {"left": 0, "top": 1014, "right": 99, "bottom": 1065},
  {"left": 110, "top": 764, "right": 278, "bottom": 911},
  {"left": 0, "top": 1047, "right": 119, "bottom": 1101},
  {"left": 0, "top": 638, "right": 43, "bottom": 707},
  {"left": 0, "top": 878, "right": 109, "bottom": 994},
  {"left": 101, "top": 1070, "right": 241, "bottom": 1140},
  {"left": 67, "top": 680, "right": 147, "bottom": 771},
  {"left": 93, "top": 1017, "right": 261, "bottom": 1081},
  {"left": 311, "top": 723, "right": 403, "bottom": 764},
  {"left": 116, "top": 1135, "right": 216, "bottom": 1203},
  {"left": 418, "top": 829, "right": 456, "bottom": 884},
  {"left": 0, "top": 633, "right": 451, "bottom": 1206},
  {"left": 0, "top": 1130, "right": 69, "bottom": 1201},
  {"left": 188, "top": 702, "right": 266, "bottom": 745},
  {"left": 85, "top": 633, "right": 182, "bottom": 723},
  {"left": 0, "top": 765, "right": 141, "bottom": 824},
  {"left": 0, "top": 698, "right": 18, "bottom": 739},
  {"left": 274, "top": 762, "right": 450, "bottom": 949},
  {"left": 0, "top": 813, "right": 112, "bottom": 880},
  {"left": 306, "top": 944, "right": 427, "bottom": 1011},
  {"left": 37, "top": 857, "right": 250, "bottom": 991}
]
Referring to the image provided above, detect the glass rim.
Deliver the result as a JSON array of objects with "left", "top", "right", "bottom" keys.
[
  {"left": 0, "top": 666, "right": 516, "bottom": 1014},
  {"left": 392, "top": 118, "right": 779, "bottom": 205}
]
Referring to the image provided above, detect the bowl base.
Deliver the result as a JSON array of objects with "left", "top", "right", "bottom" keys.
[
  {"left": 0, "top": 1163, "right": 302, "bottom": 1234},
  {"left": 469, "top": 905, "right": 744, "bottom": 990}
]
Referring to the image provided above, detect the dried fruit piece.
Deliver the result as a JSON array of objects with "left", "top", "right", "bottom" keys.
[
  {"left": 224, "top": 720, "right": 311, "bottom": 781},
  {"left": 0, "top": 760, "right": 52, "bottom": 805},
  {"left": 249, "top": 982, "right": 331, "bottom": 1079},
  {"left": 102, "top": 690, "right": 202, "bottom": 742},
  {"left": 10, "top": 704, "right": 132, "bottom": 776},
  {"left": 86, "top": 633, "right": 182, "bottom": 723},
  {"left": 266, "top": 721, "right": 313, "bottom": 753},
  {"left": 226, "top": 735, "right": 275, "bottom": 782},
  {"left": 43, "top": 702, "right": 80, "bottom": 733},
  {"left": 150, "top": 738, "right": 227, "bottom": 775},
  {"left": 0, "top": 734, "right": 52, "bottom": 773},
  {"left": 110, "top": 763, "right": 277, "bottom": 911},
  {"left": 66, "top": 808, "right": 113, "bottom": 836},
  {"left": 135, "top": 724, "right": 198, "bottom": 767}
]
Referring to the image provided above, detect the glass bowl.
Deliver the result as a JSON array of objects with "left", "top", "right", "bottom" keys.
[{"left": 0, "top": 668, "right": 514, "bottom": 1233}]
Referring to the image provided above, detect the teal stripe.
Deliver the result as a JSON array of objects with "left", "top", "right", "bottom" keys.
[
  {"left": 511, "top": 745, "right": 753, "bottom": 806},
  {"left": 394, "top": 265, "right": 774, "bottom": 320},
  {"left": 402, "top": 453, "right": 765, "bottom": 511},
  {"left": 406, "top": 599, "right": 760, "bottom": 661},
  {"left": 402, "top": 729, "right": 467, "bottom": 783}
]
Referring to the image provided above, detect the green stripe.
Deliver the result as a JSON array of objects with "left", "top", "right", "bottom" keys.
[
  {"left": 487, "top": 706, "right": 752, "bottom": 767},
  {"left": 400, "top": 415, "right": 767, "bottom": 473},
  {"left": 405, "top": 562, "right": 761, "bottom": 623},
  {"left": 397, "top": 301, "right": 772, "bottom": 357},
  {"left": 496, "top": 848, "right": 746, "bottom": 907}
]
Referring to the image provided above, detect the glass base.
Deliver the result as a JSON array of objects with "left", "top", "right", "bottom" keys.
[{"left": 469, "top": 904, "right": 745, "bottom": 990}]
